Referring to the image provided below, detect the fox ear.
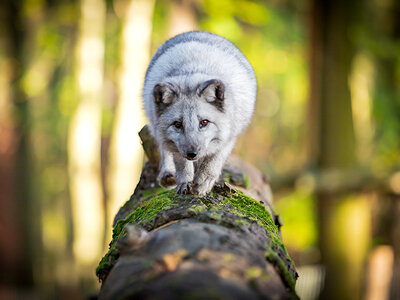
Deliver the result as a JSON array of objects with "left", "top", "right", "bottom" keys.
[
  {"left": 198, "top": 79, "right": 225, "bottom": 111},
  {"left": 153, "top": 83, "right": 176, "bottom": 104},
  {"left": 153, "top": 83, "right": 176, "bottom": 114}
]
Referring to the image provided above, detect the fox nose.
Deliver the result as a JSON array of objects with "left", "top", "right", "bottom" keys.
[{"left": 186, "top": 151, "right": 197, "bottom": 159}]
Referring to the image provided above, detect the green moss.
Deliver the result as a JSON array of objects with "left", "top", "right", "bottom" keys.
[
  {"left": 243, "top": 174, "right": 250, "bottom": 189},
  {"left": 96, "top": 190, "right": 179, "bottom": 280},
  {"left": 113, "top": 190, "right": 177, "bottom": 239},
  {"left": 222, "top": 169, "right": 250, "bottom": 188},
  {"left": 217, "top": 190, "right": 297, "bottom": 293},
  {"left": 218, "top": 190, "right": 290, "bottom": 256},
  {"left": 96, "top": 244, "right": 119, "bottom": 279},
  {"left": 223, "top": 172, "right": 231, "bottom": 184},
  {"left": 265, "top": 250, "right": 297, "bottom": 294},
  {"left": 221, "top": 190, "right": 277, "bottom": 234},
  {"left": 233, "top": 218, "right": 252, "bottom": 227},
  {"left": 204, "top": 209, "right": 223, "bottom": 221},
  {"left": 188, "top": 204, "right": 207, "bottom": 214},
  {"left": 142, "top": 187, "right": 166, "bottom": 198},
  {"left": 246, "top": 266, "right": 264, "bottom": 280}
]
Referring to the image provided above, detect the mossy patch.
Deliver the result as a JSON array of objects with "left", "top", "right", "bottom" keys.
[
  {"left": 188, "top": 205, "right": 208, "bottom": 214},
  {"left": 216, "top": 190, "right": 297, "bottom": 291},
  {"left": 222, "top": 170, "right": 250, "bottom": 189},
  {"left": 243, "top": 174, "right": 250, "bottom": 189},
  {"left": 96, "top": 244, "right": 119, "bottom": 281},
  {"left": 266, "top": 250, "right": 298, "bottom": 295},
  {"left": 97, "top": 189, "right": 178, "bottom": 281},
  {"left": 113, "top": 189, "right": 177, "bottom": 239},
  {"left": 141, "top": 187, "right": 166, "bottom": 198},
  {"left": 97, "top": 187, "right": 297, "bottom": 292},
  {"left": 221, "top": 190, "right": 277, "bottom": 234}
]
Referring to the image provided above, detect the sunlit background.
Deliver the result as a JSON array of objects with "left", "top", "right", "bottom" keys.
[{"left": 1, "top": 0, "right": 399, "bottom": 299}]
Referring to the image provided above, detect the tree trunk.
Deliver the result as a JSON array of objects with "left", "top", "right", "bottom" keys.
[
  {"left": 309, "top": 0, "right": 366, "bottom": 299},
  {"left": 0, "top": 0, "right": 36, "bottom": 288},
  {"left": 107, "top": 0, "right": 155, "bottom": 236},
  {"left": 167, "top": 0, "right": 198, "bottom": 37},
  {"left": 369, "top": 1, "right": 400, "bottom": 297},
  {"left": 68, "top": 0, "right": 106, "bottom": 267},
  {"left": 96, "top": 126, "right": 298, "bottom": 300}
]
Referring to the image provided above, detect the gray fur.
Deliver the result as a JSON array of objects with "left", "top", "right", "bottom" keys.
[{"left": 143, "top": 31, "right": 257, "bottom": 195}]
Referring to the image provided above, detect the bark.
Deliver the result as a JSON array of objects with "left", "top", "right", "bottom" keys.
[
  {"left": 0, "top": 0, "right": 36, "bottom": 287},
  {"left": 96, "top": 126, "right": 298, "bottom": 300}
]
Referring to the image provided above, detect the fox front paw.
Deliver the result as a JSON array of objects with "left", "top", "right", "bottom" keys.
[
  {"left": 193, "top": 174, "right": 217, "bottom": 196},
  {"left": 175, "top": 182, "right": 192, "bottom": 194},
  {"left": 158, "top": 171, "right": 176, "bottom": 188}
]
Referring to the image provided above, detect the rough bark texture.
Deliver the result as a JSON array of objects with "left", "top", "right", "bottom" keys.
[{"left": 96, "top": 126, "right": 298, "bottom": 299}]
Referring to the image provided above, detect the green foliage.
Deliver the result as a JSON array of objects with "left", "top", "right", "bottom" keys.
[
  {"left": 372, "top": 75, "right": 400, "bottom": 168},
  {"left": 355, "top": 2, "right": 400, "bottom": 169},
  {"left": 275, "top": 190, "right": 317, "bottom": 251}
]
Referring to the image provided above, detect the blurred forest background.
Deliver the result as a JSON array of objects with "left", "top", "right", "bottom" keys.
[{"left": 0, "top": 0, "right": 399, "bottom": 299}]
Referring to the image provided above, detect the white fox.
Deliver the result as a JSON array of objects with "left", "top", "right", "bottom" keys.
[{"left": 142, "top": 31, "right": 257, "bottom": 195}]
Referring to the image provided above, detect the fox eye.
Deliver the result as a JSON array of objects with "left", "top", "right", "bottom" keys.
[
  {"left": 173, "top": 121, "right": 183, "bottom": 129},
  {"left": 199, "top": 120, "right": 209, "bottom": 128}
]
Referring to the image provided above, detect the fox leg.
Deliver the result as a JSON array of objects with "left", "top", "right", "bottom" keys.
[
  {"left": 193, "top": 140, "right": 235, "bottom": 196},
  {"left": 157, "top": 147, "right": 176, "bottom": 188},
  {"left": 174, "top": 154, "right": 194, "bottom": 194}
]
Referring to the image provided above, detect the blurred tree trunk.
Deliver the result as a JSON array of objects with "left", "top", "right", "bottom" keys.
[
  {"left": 389, "top": 193, "right": 400, "bottom": 300},
  {"left": 309, "top": 0, "right": 368, "bottom": 299},
  {"left": 0, "top": 0, "right": 35, "bottom": 289},
  {"left": 308, "top": 0, "right": 356, "bottom": 167},
  {"left": 68, "top": 0, "right": 106, "bottom": 269},
  {"left": 167, "top": 0, "right": 198, "bottom": 37},
  {"left": 369, "top": 0, "right": 400, "bottom": 162},
  {"left": 107, "top": 0, "right": 155, "bottom": 238},
  {"left": 372, "top": 2, "right": 400, "bottom": 298},
  {"left": 387, "top": 4, "right": 400, "bottom": 296}
]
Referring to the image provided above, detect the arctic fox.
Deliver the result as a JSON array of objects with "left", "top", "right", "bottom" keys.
[{"left": 143, "top": 31, "right": 257, "bottom": 195}]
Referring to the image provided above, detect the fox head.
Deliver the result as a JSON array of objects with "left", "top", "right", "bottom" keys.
[{"left": 153, "top": 79, "right": 229, "bottom": 161}]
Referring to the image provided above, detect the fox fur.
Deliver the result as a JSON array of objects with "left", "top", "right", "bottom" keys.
[{"left": 143, "top": 31, "right": 257, "bottom": 195}]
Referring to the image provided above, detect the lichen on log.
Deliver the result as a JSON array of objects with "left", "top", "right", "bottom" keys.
[{"left": 96, "top": 126, "right": 298, "bottom": 299}]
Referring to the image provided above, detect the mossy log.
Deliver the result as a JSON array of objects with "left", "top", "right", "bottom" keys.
[{"left": 96, "top": 126, "right": 298, "bottom": 300}]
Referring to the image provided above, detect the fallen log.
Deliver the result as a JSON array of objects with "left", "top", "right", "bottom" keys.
[{"left": 96, "top": 126, "right": 298, "bottom": 299}]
